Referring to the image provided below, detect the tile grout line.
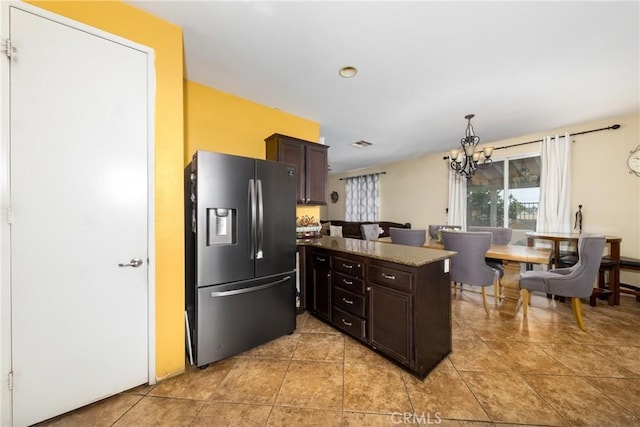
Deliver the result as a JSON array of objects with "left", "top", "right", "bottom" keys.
[
  {"left": 109, "top": 394, "right": 144, "bottom": 427},
  {"left": 263, "top": 324, "right": 301, "bottom": 426},
  {"left": 448, "top": 342, "right": 495, "bottom": 424},
  {"left": 399, "top": 370, "right": 416, "bottom": 417},
  {"left": 521, "top": 371, "right": 639, "bottom": 426}
]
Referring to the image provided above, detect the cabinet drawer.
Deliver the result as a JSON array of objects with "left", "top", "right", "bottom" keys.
[
  {"left": 332, "top": 307, "right": 366, "bottom": 341},
  {"left": 333, "top": 272, "right": 365, "bottom": 294},
  {"left": 333, "top": 256, "right": 364, "bottom": 278},
  {"left": 312, "top": 251, "right": 331, "bottom": 268},
  {"left": 333, "top": 287, "right": 365, "bottom": 317},
  {"left": 368, "top": 264, "right": 413, "bottom": 292}
]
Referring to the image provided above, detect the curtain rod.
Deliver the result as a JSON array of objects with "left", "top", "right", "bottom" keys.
[
  {"left": 493, "top": 123, "right": 621, "bottom": 152},
  {"left": 339, "top": 171, "right": 387, "bottom": 181},
  {"left": 442, "top": 123, "right": 621, "bottom": 160}
]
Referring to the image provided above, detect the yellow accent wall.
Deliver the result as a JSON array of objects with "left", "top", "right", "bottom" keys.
[
  {"left": 27, "top": 0, "right": 186, "bottom": 379},
  {"left": 296, "top": 205, "right": 322, "bottom": 224},
  {"left": 184, "top": 80, "right": 321, "bottom": 221},
  {"left": 184, "top": 80, "right": 318, "bottom": 162}
]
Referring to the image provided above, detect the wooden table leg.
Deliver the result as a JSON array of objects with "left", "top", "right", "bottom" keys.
[
  {"left": 553, "top": 243, "right": 560, "bottom": 269},
  {"left": 499, "top": 260, "right": 523, "bottom": 317},
  {"left": 611, "top": 241, "right": 621, "bottom": 305}
]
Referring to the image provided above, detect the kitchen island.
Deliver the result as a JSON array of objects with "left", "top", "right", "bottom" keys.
[{"left": 298, "top": 236, "right": 455, "bottom": 379}]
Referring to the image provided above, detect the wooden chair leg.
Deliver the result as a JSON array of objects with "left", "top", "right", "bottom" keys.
[
  {"left": 589, "top": 289, "right": 597, "bottom": 307},
  {"left": 494, "top": 281, "right": 500, "bottom": 305},
  {"left": 481, "top": 286, "right": 489, "bottom": 314},
  {"left": 571, "top": 297, "right": 586, "bottom": 331},
  {"left": 521, "top": 289, "right": 528, "bottom": 316}
]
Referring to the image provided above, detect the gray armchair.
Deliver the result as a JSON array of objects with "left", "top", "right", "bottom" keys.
[
  {"left": 360, "top": 223, "right": 382, "bottom": 241},
  {"left": 441, "top": 230, "right": 500, "bottom": 314},
  {"left": 428, "top": 224, "right": 462, "bottom": 239},
  {"left": 519, "top": 234, "right": 606, "bottom": 330},
  {"left": 468, "top": 226, "right": 513, "bottom": 280},
  {"left": 467, "top": 226, "right": 513, "bottom": 244},
  {"left": 390, "top": 227, "right": 426, "bottom": 247}
]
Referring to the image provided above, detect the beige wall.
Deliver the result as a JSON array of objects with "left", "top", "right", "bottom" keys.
[{"left": 325, "top": 112, "right": 640, "bottom": 285}]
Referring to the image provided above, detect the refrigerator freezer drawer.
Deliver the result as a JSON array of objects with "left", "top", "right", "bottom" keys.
[{"left": 195, "top": 273, "right": 296, "bottom": 367}]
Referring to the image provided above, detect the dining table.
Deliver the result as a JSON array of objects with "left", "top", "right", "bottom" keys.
[
  {"left": 378, "top": 236, "right": 552, "bottom": 316},
  {"left": 526, "top": 232, "right": 623, "bottom": 304}
]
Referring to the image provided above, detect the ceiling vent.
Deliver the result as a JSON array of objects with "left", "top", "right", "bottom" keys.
[{"left": 351, "top": 140, "right": 373, "bottom": 149}]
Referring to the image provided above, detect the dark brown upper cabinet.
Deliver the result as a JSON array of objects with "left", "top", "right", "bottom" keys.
[{"left": 265, "top": 133, "right": 328, "bottom": 205}]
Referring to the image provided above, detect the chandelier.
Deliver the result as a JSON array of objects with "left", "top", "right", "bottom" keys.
[{"left": 448, "top": 114, "right": 494, "bottom": 179}]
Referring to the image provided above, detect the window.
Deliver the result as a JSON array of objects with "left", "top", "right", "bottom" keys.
[
  {"left": 467, "top": 155, "right": 541, "bottom": 245},
  {"left": 344, "top": 173, "right": 380, "bottom": 221}
]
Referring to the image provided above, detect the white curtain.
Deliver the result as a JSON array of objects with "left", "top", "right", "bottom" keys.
[
  {"left": 537, "top": 133, "right": 571, "bottom": 233},
  {"left": 345, "top": 173, "right": 380, "bottom": 221},
  {"left": 447, "top": 170, "right": 467, "bottom": 230}
]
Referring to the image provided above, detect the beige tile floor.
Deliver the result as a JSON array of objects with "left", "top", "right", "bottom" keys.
[{"left": 39, "top": 291, "right": 640, "bottom": 426}]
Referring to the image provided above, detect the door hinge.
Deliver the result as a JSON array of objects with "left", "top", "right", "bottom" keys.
[
  {"left": 7, "top": 207, "right": 13, "bottom": 224},
  {"left": 2, "top": 39, "right": 15, "bottom": 59},
  {"left": 7, "top": 371, "right": 13, "bottom": 391}
]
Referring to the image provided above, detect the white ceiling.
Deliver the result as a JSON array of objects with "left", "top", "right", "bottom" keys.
[{"left": 127, "top": 1, "right": 639, "bottom": 173}]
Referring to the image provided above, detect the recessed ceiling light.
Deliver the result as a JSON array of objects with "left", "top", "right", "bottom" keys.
[
  {"left": 351, "top": 140, "right": 372, "bottom": 148},
  {"left": 339, "top": 66, "right": 358, "bottom": 78}
]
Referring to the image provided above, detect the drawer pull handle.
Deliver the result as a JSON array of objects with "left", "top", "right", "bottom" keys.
[
  {"left": 342, "top": 319, "right": 353, "bottom": 327},
  {"left": 342, "top": 297, "right": 354, "bottom": 305},
  {"left": 382, "top": 273, "right": 396, "bottom": 280},
  {"left": 342, "top": 263, "right": 353, "bottom": 269},
  {"left": 317, "top": 257, "right": 326, "bottom": 262},
  {"left": 343, "top": 279, "right": 353, "bottom": 285}
]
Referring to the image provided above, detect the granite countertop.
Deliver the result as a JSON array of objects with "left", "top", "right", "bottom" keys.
[{"left": 297, "top": 236, "right": 456, "bottom": 267}]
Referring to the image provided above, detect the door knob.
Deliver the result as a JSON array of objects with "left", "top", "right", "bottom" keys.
[{"left": 118, "top": 258, "right": 143, "bottom": 268}]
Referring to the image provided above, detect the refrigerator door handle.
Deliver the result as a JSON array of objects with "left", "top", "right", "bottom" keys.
[
  {"left": 249, "top": 179, "right": 257, "bottom": 260},
  {"left": 209, "top": 275, "right": 291, "bottom": 297},
  {"left": 256, "top": 179, "right": 264, "bottom": 259}
]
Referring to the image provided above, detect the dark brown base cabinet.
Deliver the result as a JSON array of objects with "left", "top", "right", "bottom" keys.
[
  {"left": 368, "top": 283, "right": 411, "bottom": 366},
  {"left": 302, "top": 246, "right": 452, "bottom": 379},
  {"left": 331, "top": 254, "right": 367, "bottom": 341},
  {"left": 310, "top": 249, "right": 331, "bottom": 322}
]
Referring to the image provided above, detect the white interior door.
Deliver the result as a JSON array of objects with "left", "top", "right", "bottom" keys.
[{"left": 7, "top": 6, "right": 152, "bottom": 426}]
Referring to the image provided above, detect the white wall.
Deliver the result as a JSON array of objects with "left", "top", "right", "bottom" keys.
[{"left": 324, "top": 112, "right": 640, "bottom": 285}]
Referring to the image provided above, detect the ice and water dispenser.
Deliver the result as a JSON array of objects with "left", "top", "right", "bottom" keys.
[
  {"left": 207, "top": 208, "right": 235, "bottom": 245},
  {"left": 188, "top": 170, "right": 236, "bottom": 246}
]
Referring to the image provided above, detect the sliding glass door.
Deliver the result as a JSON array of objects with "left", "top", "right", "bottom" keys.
[{"left": 467, "top": 155, "right": 541, "bottom": 245}]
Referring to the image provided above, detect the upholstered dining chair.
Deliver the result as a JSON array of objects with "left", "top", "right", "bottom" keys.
[
  {"left": 390, "top": 227, "right": 426, "bottom": 247},
  {"left": 467, "top": 226, "right": 513, "bottom": 296},
  {"left": 519, "top": 234, "right": 606, "bottom": 331},
  {"left": 467, "top": 226, "right": 513, "bottom": 245},
  {"left": 441, "top": 230, "right": 500, "bottom": 314},
  {"left": 428, "top": 224, "right": 462, "bottom": 239},
  {"left": 360, "top": 223, "right": 382, "bottom": 241}
]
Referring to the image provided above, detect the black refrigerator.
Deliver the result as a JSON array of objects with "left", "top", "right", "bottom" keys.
[{"left": 185, "top": 150, "right": 297, "bottom": 367}]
